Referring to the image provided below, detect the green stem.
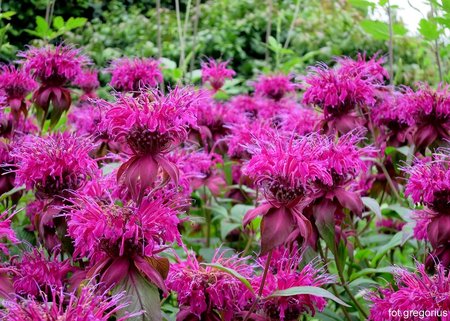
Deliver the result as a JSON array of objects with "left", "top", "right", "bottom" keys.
[{"left": 243, "top": 250, "right": 273, "bottom": 321}]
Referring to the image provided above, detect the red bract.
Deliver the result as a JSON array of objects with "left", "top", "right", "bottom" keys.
[
  {"left": 0, "top": 65, "right": 37, "bottom": 120},
  {"left": 201, "top": 58, "right": 235, "bottom": 92},
  {"left": 67, "top": 190, "right": 185, "bottom": 290},
  {"left": 108, "top": 57, "right": 162, "bottom": 92},
  {"left": 101, "top": 87, "right": 201, "bottom": 202}
]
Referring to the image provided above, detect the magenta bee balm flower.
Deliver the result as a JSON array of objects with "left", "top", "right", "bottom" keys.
[
  {"left": 0, "top": 284, "right": 136, "bottom": 321},
  {"left": 18, "top": 45, "right": 90, "bottom": 122},
  {"left": 73, "top": 69, "right": 100, "bottom": 100},
  {"left": 201, "top": 58, "right": 235, "bottom": 92},
  {"left": 0, "top": 65, "right": 37, "bottom": 120},
  {"left": 368, "top": 263, "right": 450, "bottom": 321},
  {"left": 253, "top": 74, "right": 298, "bottom": 101},
  {"left": 101, "top": 87, "right": 201, "bottom": 202},
  {"left": 109, "top": 57, "right": 163, "bottom": 92},
  {"left": 11, "top": 133, "right": 98, "bottom": 199},
  {"left": 167, "top": 250, "right": 254, "bottom": 321},
  {"left": 68, "top": 190, "right": 184, "bottom": 290},
  {"left": 242, "top": 133, "right": 331, "bottom": 254}
]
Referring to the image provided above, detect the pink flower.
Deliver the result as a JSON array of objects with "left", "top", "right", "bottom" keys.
[
  {"left": 67, "top": 190, "right": 185, "bottom": 290},
  {"left": 336, "top": 53, "right": 389, "bottom": 84},
  {"left": 0, "top": 284, "right": 136, "bottom": 321},
  {"left": 0, "top": 65, "right": 37, "bottom": 119},
  {"left": 368, "top": 263, "right": 450, "bottom": 321},
  {"left": 201, "top": 58, "right": 235, "bottom": 91},
  {"left": 108, "top": 57, "right": 162, "bottom": 92},
  {"left": 0, "top": 211, "right": 19, "bottom": 255},
  {"left": 401, "top": 84, "right": 450, "bottom": 149},
  {"left": 167, "top": 250, "right": 254, "bottom": 321},
  {"left": 18, "top": 45, "right": 90, "bottom": 117},
  {"left": 372, "top": 91, "right": 415, "bottom": 147},
  {"left": 68, "top": 103, "right": 103, "bottom": 136},
  {"left": 376, "top": 218, "right": 406, "bottom": 232},
  {"left": 11, "top": 133, "right": 99, "bottom": 199},
  {"left": 253, "top": 250, "right": 334, "bottom": 320},
  {"left": 242, "top": 133, "right": 331, "bottom": 254},
  {"left": 0, "top": 142, "right": 22, "bottom": 204},
  {"left": 302, "top": 57, "right": 383, "bottom": 134},
  {"left": 253, "top": 74, "right": 298, "bottom": 101},
  {"left": 404, "top": 155, "right": 450, "bottom": 212},
  {"left": 101, "top": 87, "right": 201, "bottom": 202},
  {"left": 73, "top": 69, "right": 99, "bottom": 100},
  {"left": 8, "top": 249, "right": 71, "bottom": 297}
]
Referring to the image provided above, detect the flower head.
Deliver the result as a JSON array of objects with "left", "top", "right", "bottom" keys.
[
  {"left": 0, "top": 284, "right": 135, "bottom": 321},
  {"left": 254, "top": 74, "right": 298, "bottom": 100},
  {"left": 336, "top": 53, "right": 389, "bottom": 84},
  {"left": 167, "top": 250, "right": 254, "bottom": 321},
  {"left": 101, "top": 87, "right": 201, "bottom": 201},
  {"left": 74, "top": 69, "right": 99, "bottom": 99},
  {"left": 0, "top": 65, "right": 37, "bottom": 117},
  {"left": 201, "top": 58, "right": 235, "bottom": 91},
  {"left": 368, "top": 263, "right": 450, "bottom": 321},
  {"left": 254, "top": 250, "right": 334, "bottom": 320},
  {"left": 68, "top": 190, "right": 184, "bottom": 289},
  {"left": 10, "top": 249, "right": 71, "bottom": 297},
  {"left": 11, "top": 133, "right": 99, "bottom": 198},
  {"left": 109, "top": 57, "right": 162, "bottom": 92},
  {"left": 18, "top": 45, "right": 89, "bottom": 85},
  {"left": 401, "top": 84, "right": 450, "bottom": 149}
]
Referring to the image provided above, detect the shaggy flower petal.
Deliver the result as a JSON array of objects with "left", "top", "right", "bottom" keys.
[
  {"left": 201, "top": 58, "right": 235, "bottom": 91},
  {"left": 109, "top": 57, "right": 162, "bottom": 92}
]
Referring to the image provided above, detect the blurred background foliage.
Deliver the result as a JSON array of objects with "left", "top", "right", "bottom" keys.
[{"left": 1, "top": 0, "right": 449, "bottom": 86}]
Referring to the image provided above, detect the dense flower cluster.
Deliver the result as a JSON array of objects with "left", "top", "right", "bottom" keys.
[{"left": 0, "top": 42, "right": 449, "bottom": 321}]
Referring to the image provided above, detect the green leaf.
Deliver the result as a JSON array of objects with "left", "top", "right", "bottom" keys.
[
  {"left": 349, "top": 266, "right": 396, "bottom": 281},
  {"left": 393, "top": 23, "right": 408, "bottom": 36},
  {"left": 0, "top": 11, "right": 15, "bottom": 20},
  {"left": 65, "top": 17, "right": 87, "bottom": 30},
  {"left": 221, "top": 222, "right": 241, "bottom": 239},
  {"left": 267, "top": 286, "right": 350, "bottom": 307},
  {"left": 442, "top": 0, "right": 450, "bottom": 12},
  {"left": 360, "top": 20, "right": 389, "bottom": 40},
  {"left": 115, "top": 271, "right": 162, "bottom": 321},
  {"left": 53, "top": 16, "right": 64, "bottom": 30},
  {"left": 202, "top": 263, "right": 255, "bottom": 296},
  {"left": 35, "top": 16, "right": 50, "bottom": 38},
  {"left": 371, "top": 232, "right": 403, "bottom": 266},
  {"left": 419, "top": 19, "right": 440, "bottom": 41},
  {"left": 362, "top": 197, "right": 382, "bottom": 219},
  {"left": 348, "top": 0, "right": 375, "bottom": 10},
  {"left": 230, "top": 204, "right": 255, "bottom": 221},
  {"left": 267, "top": 36, "right": 282, "bottom": 53}
]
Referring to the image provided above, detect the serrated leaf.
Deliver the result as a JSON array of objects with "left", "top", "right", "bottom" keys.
[
  {"left": 115, "top": 271, "right": 162, "bottom": 321},
  {"left": 35, "top": 16, "right": 50, "bottom": 38},
  {"left": 362, "top": 197, "right": 382, "bottom": 219},
  {"left": 268, "top": 36, "right": 282, "bottom": 52},
  {"left": 267, "top": 286, "right": 350, "bottom": 307},
  {"left": 53, "top": 16, "right": 64, "bottom": 30},
  {"left": 360, "top": 19, "right": 389, "bottom": 40},
  {"left": 65, "top": 17, "right": 87, "bottom": 30},
  {"left": 419, "top": 18, "right": 440, "bottom": 41},
  {"left": 202, "top": 263, "right": 255, "bottom": 296}
]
